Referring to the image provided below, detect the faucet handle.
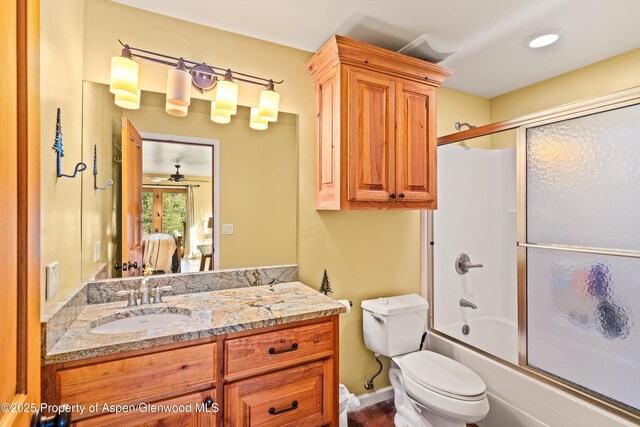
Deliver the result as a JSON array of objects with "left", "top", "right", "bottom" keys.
[
  {"left": 117, "top": 289, "right": 138, "bottom": 307},
  {"left": 152, "top": 286, "right": 172, "bottom": 304}
]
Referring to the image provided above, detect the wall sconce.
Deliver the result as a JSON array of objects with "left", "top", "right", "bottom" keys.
[
  {"left": 250, "top": 107, "right": 268, "bottom": 130},
  {"left": 215, "top": 70, "right": 238, "bottom": 115},
  {"left": 93, "top": 145, "right": 113, "bottom": 190},
  {"left": 258, "top": 80, "right": 280, "bottom": 123},
  {"left": 166, "top": 58, "right": 191, "bottom": 107},
  {"left": 110, "top": 40, "right": 283, "bottom": 128},
  {"left": 109, "top": 45, "right": 139, "bottom": 97}
]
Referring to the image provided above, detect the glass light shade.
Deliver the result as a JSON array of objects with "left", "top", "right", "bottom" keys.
[
  {"left": 166, "top": 67, "right": 192, "bottom": 106},
  {"left": 210, "top": 101, "right": 231, "bottom": 124},
  {"left": 215, "top": 79, "right": 238, "bottom": 114},
  {"left": 165, "top": 101, "right": 188, "bottom": 118},
  {"left": 114, "top": 90, "right": 140, "bottom": 110},
  {"left": 109, "top": 56, "right": 139, "bottom": 96},
  {"left": 258, "top": 88, "right": 280, "bottom": 122},
  {"left": 250, "top": 107, "right": 268, "bottom": 130}
]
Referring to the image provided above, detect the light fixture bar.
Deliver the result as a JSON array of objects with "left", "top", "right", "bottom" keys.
[{"left": 117, "top": 40, "right": 283, "bottom": 88}]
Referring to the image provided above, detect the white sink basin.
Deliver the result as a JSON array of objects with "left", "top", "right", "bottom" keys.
[{"left": 90, "top": 313, "right": 190, "bottom": 334}]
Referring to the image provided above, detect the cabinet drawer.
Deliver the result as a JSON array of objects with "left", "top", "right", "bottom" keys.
[
  {"left": 73, "top": 389, "right": 217, "bottom": 427},
  {"left": 225, "top": 361, "right": 331, "bottom": 427},
  {"left": 224, "top": 321, "right": 334, "bottom": 380},
  {"left": 58, "top": 343, "right": 216, "bottom": 419}
]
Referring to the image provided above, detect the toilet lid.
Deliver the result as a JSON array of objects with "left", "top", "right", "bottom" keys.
[{"left": 397, "top": 351, "right": 486, "bottom": 398}]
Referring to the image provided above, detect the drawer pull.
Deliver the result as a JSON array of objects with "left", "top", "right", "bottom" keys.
[
  {"left": 268, "top": 342, "right": 298, "bottom": 355},
  {"left": 268, "top": 400, "right": 298, "bottom": 415}
]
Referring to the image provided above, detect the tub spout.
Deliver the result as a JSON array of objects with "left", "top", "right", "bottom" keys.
[{"left": 460, "top": 299, "right": 478, "bottom": 309}]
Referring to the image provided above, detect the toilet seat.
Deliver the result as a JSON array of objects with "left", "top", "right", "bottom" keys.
[{"left": 395, "top": 351, "right": 487, "bottom": 402}]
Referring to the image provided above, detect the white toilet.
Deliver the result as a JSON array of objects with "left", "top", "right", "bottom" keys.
[{"left": 362, "top": 294, "right": 489, "bottom": 427}]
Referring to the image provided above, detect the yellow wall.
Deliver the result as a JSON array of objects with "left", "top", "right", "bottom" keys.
[
  {"left": 40, "top": 0, "right": 85, "bottom": 310},
  {"left": 81, "top": 81, "right": 120, "bottom": 280},
  {"left": 491, "top": 48, "right": 640, "bottom": 122}
]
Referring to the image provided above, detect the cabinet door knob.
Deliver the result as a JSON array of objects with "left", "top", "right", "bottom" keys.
[
  {"left": 268, "top": 400, "right": 298, "bottom": 415},
  {"left": 128, "top": 261, "right": 139, "bottom": 270},
  {"left": 389, "top": 193, "right": 396, "bottom": 199},
  {"left": 399, "top": 193, "right": 405, "bottom": 199},
  {"left": 204, "top": 397, "right": 214, "bottom": 408},
  {"left": 268, "top": 342, "right": 298, "bottom": 355},
  {"left": 114, "top": 263, "right": 121, "bottom": 271}
]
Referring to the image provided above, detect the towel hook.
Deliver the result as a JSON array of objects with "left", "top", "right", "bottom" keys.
[
  {"left": 53, "top": 108, "right": 87, "bottom": 179},
  {"left": 93, "top": 145, "right": 113, "bottom": 190}
]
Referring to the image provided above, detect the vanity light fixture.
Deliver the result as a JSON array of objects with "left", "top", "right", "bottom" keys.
[
  {"left": 109, "top": 45, "right": 139, "bottom": 97},
  {"left": 110, "top": 40, "right": 283, "bottom": 128},
  {"left": 166, "top": 101, "right": 188, "bottom": 118},
  {"left": 166, "top": 59, "right": 192, "bottom": 107},
  {"left": 258, "top": 80, "right": 280, "bottom": 122},
  {"left": 250, "top": 107, "right": 269, "bottom": 130},
  {"left": 526, "top": 29, "right": 564, "bottom": 48}
]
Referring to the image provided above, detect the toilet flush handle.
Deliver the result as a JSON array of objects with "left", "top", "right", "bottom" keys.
[{"left": 371, "top": 313, "right": 385, "bottom": 324}]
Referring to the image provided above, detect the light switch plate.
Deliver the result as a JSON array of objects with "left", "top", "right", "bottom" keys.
[
  {"left": 94, "top": 241, "right": 101, "bottom": 262},
  {"left": 46, "top": 261, "right": 59, "bottom": 300},
  {"left": 222, "top": 223, "right": 234, "bottom": 235}
]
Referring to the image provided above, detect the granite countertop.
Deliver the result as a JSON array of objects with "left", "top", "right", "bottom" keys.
[{"left": 44, "top": 281, "right": 345, "bottom": 365}]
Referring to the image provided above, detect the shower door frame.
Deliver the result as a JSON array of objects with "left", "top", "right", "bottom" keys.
[{"left": 426, "top": 86, "right": 640, "bottom": 423}]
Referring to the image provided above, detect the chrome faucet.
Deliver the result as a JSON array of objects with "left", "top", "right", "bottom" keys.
[
  {"left": 455, "top": 253, "right": 483, "bottom": 275},
  {"left": 460, "top": 299, "right": 478, "bottom": 309},
  {"left": 139, "top": 278, "right": 152, "bottom": 305},
  {"left": 152, "top": 286, "right": 172, "bottom": 303}
]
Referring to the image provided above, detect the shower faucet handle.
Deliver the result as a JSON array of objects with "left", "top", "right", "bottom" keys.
[{"left": 455, "top": 253, "right": 483, "bottom": 275}]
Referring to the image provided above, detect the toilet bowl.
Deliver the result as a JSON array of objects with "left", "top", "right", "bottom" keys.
[{"left": 362, "top": 295, "right": 489, "bottom": 427}]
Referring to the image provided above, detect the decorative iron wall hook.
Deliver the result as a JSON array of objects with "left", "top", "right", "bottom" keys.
[
  {"left": 53, "top": 108, "right": 87, "bottom": 179},
  {"left": 93, "top": 145, "right": 113, "bottom": 190}
]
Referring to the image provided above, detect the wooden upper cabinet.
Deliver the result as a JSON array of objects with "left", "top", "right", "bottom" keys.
[{"left": 306, "top": 35, "right": 452, "bottom": 210}]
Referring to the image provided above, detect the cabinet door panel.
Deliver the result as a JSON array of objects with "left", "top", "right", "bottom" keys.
[
  {"left": 316, "top": 67, "right": 340, "bottom": 209},
  {"left": 396, "top": 81, "right": 436, "bottom": 206},
  {"left": 347, "top": 68, "right": 395, "bottom": 203}
]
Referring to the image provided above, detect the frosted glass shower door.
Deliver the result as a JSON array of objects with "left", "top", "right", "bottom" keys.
[{"left": 524, "top": 103, "right": 640, "bottom": 413}]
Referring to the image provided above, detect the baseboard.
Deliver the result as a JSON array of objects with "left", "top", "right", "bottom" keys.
[{"left": 351, "top": 386, "right": 394, "bottom": 411}]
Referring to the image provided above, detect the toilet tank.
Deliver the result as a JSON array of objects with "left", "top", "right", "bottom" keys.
[{"left": 361, "top": 294, "right": 428, "bottom": 357}]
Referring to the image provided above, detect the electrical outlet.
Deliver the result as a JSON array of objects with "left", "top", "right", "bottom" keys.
[
  {"left": 46, "top": 261, "right": 59, "bottom": 301},
  {"left": 94, "top": 241, "right": 101, "bottom": 262},
  {"left": 222, "top": 223, "right": 234, "bottom": 235}
]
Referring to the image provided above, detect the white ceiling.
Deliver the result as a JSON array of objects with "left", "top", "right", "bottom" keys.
[
  {"left": 142, "top": 140, "right": 212, "bottom": 177},
  {"left": 113, "top": 0, "right": 640, "bottom": 98}
]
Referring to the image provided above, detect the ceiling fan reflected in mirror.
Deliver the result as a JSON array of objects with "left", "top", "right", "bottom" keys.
[
  {"left": 169, "top": 164, "right": 185, "bottom": 182},
  {"left": 148, "top": 163, "right": 210, "bottom": 184}
]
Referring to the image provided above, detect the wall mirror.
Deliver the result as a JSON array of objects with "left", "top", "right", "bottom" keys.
[{"left": 81, "top": 81, "right": 297, "bottom": 280}]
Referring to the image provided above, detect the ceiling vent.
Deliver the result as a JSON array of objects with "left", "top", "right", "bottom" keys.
[{"left": 397, "top": 34, "right": 461, "bottom": 63}]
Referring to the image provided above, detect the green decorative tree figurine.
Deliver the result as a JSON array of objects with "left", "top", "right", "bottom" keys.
[{"left": 319, "top": 269, "right": 332, "bottom": 295}]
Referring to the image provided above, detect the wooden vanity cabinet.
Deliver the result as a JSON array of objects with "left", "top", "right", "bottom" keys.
[
  {"left": 306, "top": 35, "right": 452, "bottom": 210},
  {"left": 41, "top": 316, "right": 339, "bottom": 427}
]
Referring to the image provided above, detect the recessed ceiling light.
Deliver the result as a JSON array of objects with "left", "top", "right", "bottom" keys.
[{"left": 526, "top": 29, "right": 564, "bottom": 48}]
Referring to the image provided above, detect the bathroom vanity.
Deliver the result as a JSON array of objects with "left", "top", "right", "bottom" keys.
[{"left": 40, "top": 267, "right": 344, "bottom": 426}]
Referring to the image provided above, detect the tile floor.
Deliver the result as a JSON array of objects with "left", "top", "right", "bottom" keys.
[{"left": 347, "top": 398, "right": 479, "bottom": 427}]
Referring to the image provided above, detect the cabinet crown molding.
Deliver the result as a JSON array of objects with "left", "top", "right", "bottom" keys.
[{"left": 306, "top": 35, "right": 453, "bottom": 86}]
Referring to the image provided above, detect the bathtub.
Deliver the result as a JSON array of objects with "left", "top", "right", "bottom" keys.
[{"left": 437, "top": 316, "right": 518, "bottom": 364}]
